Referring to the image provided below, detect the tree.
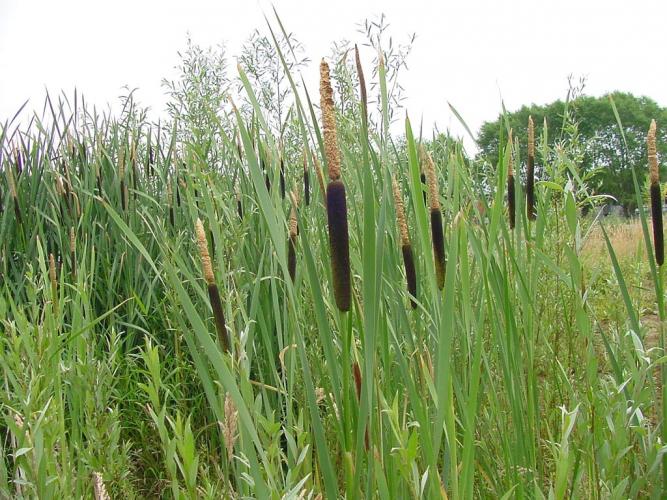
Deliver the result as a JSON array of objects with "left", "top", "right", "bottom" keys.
[{"left": 476, "top": 91, "right": 667, "bottom": 211}]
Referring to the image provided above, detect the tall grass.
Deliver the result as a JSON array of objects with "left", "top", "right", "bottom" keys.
[{"left": 0, "top": 15, "right": 665, "bottom": 499}]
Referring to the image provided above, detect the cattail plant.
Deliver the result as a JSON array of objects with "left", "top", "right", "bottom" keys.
[
  {"left": 354, "top": 44, "right": 367, "bottom": 128},
  {"left": 507, "top": 129, "right": 516, "bottom": 230},
  {"left": 236, "top": 183, "right": 243, "bottom": 220},
  {"left": 167, "top": 180, "right": 174, "bottom": 227},
  {"left": 14, "top": 147, "right": 23, "bottom": 177},
  {"left": 303, "top": 149, "right": 310, "bottom": 206},
  {"left": 69, "top": 227, "right": 76, "bottom": 280},
  {"left": 649, "top": 119, "right": 664, "bottom": 266},
  {"left": 392, "top": 177, "right": 417, "bottom": 308},
  {"left": 118, "top": 148, "right": 126, "bottom": 211},
  {"left": 421, "top": 146, "right": 445, "bottom": 290},
  {"left": 287, "top": 190, "right": 299, "bottom": 281},
  {"left": 280, "top": 154, "right": 286, "bottom": 199},
  {"left": 526, "top": 116, "right": 536, "bottom": 220},
  {"left": 321, "top": 59, "right": 351, "bottom": 311},
  {"left": 195, "top": 219, "right": 230, "bottom": 353}
]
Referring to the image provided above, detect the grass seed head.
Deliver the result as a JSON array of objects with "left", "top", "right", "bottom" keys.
[
  {"left": 222, "top": 393, "right": 239, "bottom": 461},
  {"left": 93, "top": 472, "right": 110, "bottom": 500}
]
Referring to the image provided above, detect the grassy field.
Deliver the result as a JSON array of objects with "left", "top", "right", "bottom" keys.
[{"left": 1, "top": 22, "right": 666, "bottom": 499}]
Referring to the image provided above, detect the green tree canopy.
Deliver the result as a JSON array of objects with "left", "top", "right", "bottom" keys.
[{"left": 476, "top": 91, "right": 667, "bottom": 210}]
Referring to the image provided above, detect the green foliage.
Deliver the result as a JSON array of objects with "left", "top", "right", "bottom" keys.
[{"left": 477, "top": 89, "right": 667, "bottom": 210}]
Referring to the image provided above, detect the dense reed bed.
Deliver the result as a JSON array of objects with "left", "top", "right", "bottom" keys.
[{"left": 0, "top": 15, "right": 666, "bottom": 499}]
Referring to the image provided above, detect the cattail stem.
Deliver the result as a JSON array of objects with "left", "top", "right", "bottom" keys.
[
  {"left": 527, "top": 116, "right": 536, "bottom": 220},
  {"left": 351, "top": 361, "right": 369, "bottom": 450},
  {"left": 196, "top": 219, "right": 230, "bottom": 352},
  {"left": 649, "top": 120, "right": 663, "bottom": 266}
]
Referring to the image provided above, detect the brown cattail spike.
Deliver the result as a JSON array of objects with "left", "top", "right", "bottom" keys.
[
  {"left": 648, "top": 120, "right": 664, "bottom": 266},
  {"left": 392, "top": 177, "right": 417, "bottom": 307},
  {"left": 195, "top": 219, "right": 230, "bottom": 352},
  {"left": 507, "top": 130, "right": 516, "bottom": 230},
  {"left": 236, "top": 183, "right": 243, "bottom": 219},
  {"left": 320, "top": 60, "right": 341, "bottom": 181},
  {"left": 321, "top": 60, "right": 351, "bottom": 311},
  {"left": 420, "top": 146, "right": 440, "bottom": 211},
  {"left": 70, "top": 227, "right": 76, "bottom": 279},
  {"left": 280, "top": 153, "right": 286, "bottom": 199},
  {"left": 526, "top": 116, "right": 536, "bottom": 220},
  {"left": 167, "top": 181, "right": 174, "bottom": 227},
  {"left": 355, "top": 45, "right": 368, "bottom": 127},
  {"left": 303, "top": 150, "right": 310, "bottom": 206},
  {"left": 419, "top": 147, "right": 446, "bottom": 289}
]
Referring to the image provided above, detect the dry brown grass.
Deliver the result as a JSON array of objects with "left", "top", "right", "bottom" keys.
[{"left": 581, "top": 219, "right": 647, "bottom": 265}]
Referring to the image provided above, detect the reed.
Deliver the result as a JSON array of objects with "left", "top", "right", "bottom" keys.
[
  {"left": 321, "top": 59, "right": 351, "bottom": 311},
  {"left": 195, "top": 218, "right": 230, "bottom": 352},
  {"left": 527, "top": 116, "right": 536, "bottom": 220},
  {"left": 649, "top": 119, "right": 664, "bottom": 266},
  {"left": 421, "top": 146, "right": 445, "bottom": 290},
  {"left": 392, "top": 177, "right": 417, "bottom": 307}
]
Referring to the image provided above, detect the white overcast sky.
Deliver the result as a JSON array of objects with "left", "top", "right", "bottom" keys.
[{"left": 1, "top": 0, "right": 666, "bottom": 152}]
